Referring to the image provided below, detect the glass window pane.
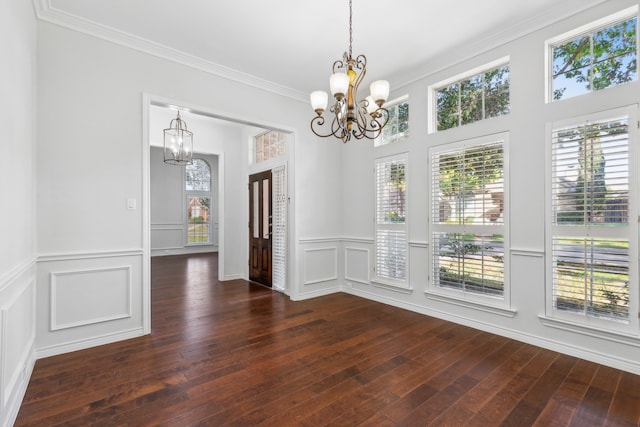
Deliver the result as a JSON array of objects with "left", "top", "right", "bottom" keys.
[
  {"left": 551, "top": 16, "right": 637, "bottom": 101},
  {"left": 263, "top": 179, "right": 270, "bottom": 240},
  {"left": 433, "top": 232, "right": 504, "bottom": 296},
  {"left": 460, "top": 76, "right": 483, "bottom": 125},
  {"left": 186, "top": 159, "right": 211, "bottom": 191},
  {"left": 437, "top": 84, "right": 460, "bottom": 131},
  {"left": 553, "top": 237, "right": 629, "bottom": 320},
  {"left": 253, "top": 181, "right": 259, "bottom": 239},
  {"left": 187, "top": 197, "right": 210, "bottom": 243}
]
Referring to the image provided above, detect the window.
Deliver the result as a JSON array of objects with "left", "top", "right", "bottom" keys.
[
  {"left": 430, "top": 135, "right": 507, "bottom": 303},
  {"left": 272, "top": 166, "right": 287, "bottom": 291},
  {"left": 549, "top": 10, "right": 637, "bottom": 101},
  {"left": 548, "top": 107, "right": 637, "bottom": 330},
  {"left": 434, "top": 62, "right": 510, "bottom": 132},
  {"left": 375, "top": 97, "right": 409, "bottom": 147},
  {"left": 253, "top": 130, "right": 287, "bottom": 164},
  {"left": 375, "top": 154, "right": 408, "bottom": 287},
  {"left": 186, "top": 159, "right": 212, "bottom": 245}
]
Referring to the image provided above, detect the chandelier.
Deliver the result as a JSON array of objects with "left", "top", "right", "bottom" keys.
[
  {"left": 163, "top": 111, "right": 193, "bottom": 165},
  {"left": 310, "top": 0, "right": 390, "bottom": 143}
]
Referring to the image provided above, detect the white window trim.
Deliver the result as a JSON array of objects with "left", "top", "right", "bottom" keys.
[
  {"left": 544, "top": 105, "right": 639, "bottom": 335},
  {"left": 427, "top": 132, "right": 511, "bottom": 310},
  {"left": 373, "top": 153, "right": 410, "bottom": 291},
  {"left": 428, "top": 56, "right": 510, "bottom": 134},
  {"left": 544, "top": 5, "right": 639, "bottom": 104}
]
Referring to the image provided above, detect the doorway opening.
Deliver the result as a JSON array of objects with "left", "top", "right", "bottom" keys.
[{"left": 143, "top": 94, "right": 294, "bottom": 332}]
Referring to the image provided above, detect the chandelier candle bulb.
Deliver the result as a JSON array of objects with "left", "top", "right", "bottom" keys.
[
  {"left": 330, "top": 73, "right": 350, "bottom": 99},
  {"left": 310, "top": 91, "right": 328, "bottom": 114},
  {"left": 370, "top": 80, "right": 390, "bottom": 105}
]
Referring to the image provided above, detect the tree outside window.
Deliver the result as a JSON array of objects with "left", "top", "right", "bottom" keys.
[{"left": 551, "top": 16, "right": 637, "bottom": 101}]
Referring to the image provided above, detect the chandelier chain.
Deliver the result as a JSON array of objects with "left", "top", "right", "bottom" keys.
[{"left": 348, "top": 0, "right": 353, "bottom": 58}]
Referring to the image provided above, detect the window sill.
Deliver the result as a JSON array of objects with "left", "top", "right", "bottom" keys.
[
  {"left": 425, "top": 291, "right": 516, "bottom": 318},
  {"left": 538, "top": 315, "right": 640, "bottom": 347}
]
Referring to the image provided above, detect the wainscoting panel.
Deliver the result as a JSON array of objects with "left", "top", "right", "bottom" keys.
[
  {"left": 36, "top": 251, "right": 144, "bottom": 358},
  {"left": 150, "top": 223, "right": 183, "bottom": 251},
  {"left": 50, "top": 266, "right": 132, "bottom": 331},
  {"left": 0, "top": 259, "right": 36, "bottom": 427},
  {"left": 303, "top": 247, "right": 338, "bottom": 285},
  {"left": 345, "top": 247, "right": 370, "bottom": 285}
]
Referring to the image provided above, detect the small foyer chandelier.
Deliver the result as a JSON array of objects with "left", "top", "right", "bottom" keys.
[
  {"left": 310, "top": 0, "right": 390, "bottom": 143},
  {"left": 163, "top": 111, "right": 193, "bottom": 165}
]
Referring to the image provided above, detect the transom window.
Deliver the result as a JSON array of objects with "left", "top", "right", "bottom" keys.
[
  {"left": 434, "top": 62, "right": 510, "bottom": 132},
  {"left": 549, "top": 10, "right": 637, "bottom": 101},
  {"left": 375, "top": 97, "right": 409, "bottom": 147},
  {"left": 429, "top": 135, "right": 508, "bottom": 303},
  {"left": 253, "top": 130, "right": 287, "bottom": 164}
]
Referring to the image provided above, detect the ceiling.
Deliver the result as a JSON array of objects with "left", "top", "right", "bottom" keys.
[{"left": 40, "top": 0, "right": 606, "bottom": 100}]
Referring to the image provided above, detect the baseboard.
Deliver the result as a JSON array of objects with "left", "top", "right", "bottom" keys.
[
  {"left": 290, "top": 286, "right": 341, "bottom": 301},
  {"left": 36, "top": 327, "right": 145, "bottom": 359},
  {"left": 151, "top": 247, "right": 218, "bottom": 257}
]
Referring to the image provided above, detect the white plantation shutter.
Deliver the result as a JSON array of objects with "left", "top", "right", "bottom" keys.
[
  {"left": 430, "top": 137, "right": 506, "bottom": 300},
  {"left": 375, "top": 155, "right": 408, "bottom": 285},
  {"left": 549, "top": 111, "right": 636, "bottom": 325},
  {"left": 272, "top": 166, "right": 287, "bottom": 291}
]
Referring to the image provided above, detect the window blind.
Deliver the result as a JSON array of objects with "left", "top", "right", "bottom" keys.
[
  {"left": 272, "top": 166, "right": 287, "bottom": 291},
  {"left": 375, "top": 155, "right": 407, "bottom": 283},
  {"left": 550, "top": 115, "right": 631, "bottom": 322},
  {"left": 430, "top": 140, "right": 505, "bottom": 298}
]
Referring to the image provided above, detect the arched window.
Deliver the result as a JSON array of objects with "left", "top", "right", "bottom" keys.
[{"left": 185, "top": 159, "right": 212, "bottom": 244}]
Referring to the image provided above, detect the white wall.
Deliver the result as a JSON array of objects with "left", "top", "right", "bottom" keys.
[
  {"left": 34, "top": 21, "right": 315, "bottom": 357},
  {"left": 0, "top": 1, "right": 37, "bottom": 425},
  {"left": 339, "top": 0, "right": 640, "bottom": 374}
]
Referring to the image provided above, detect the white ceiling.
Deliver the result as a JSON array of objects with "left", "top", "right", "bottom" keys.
[{"left": 41, "top": 0, "right": 606, "bottom": 99}]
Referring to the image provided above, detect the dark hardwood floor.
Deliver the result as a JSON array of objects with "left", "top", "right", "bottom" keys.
[{"left": 15, "top": 253, "right": 640, "bottom": 426}]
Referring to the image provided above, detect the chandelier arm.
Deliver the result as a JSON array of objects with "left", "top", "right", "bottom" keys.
[
  {"left": 310, "top": 111, "right": 350, "bottom": 141},
  {"left": 330, "top": 114, "right": 350, "bottom": 142},
  {"left": 310, "top": 115, "right": 336, "bottom": 139}
]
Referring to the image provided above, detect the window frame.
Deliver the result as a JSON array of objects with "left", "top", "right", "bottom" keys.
[
  {"left": 545, "top": 6, "right": 639, "bottom": 103},
  {"left": 429, "top": 57, "right": 510, "bottom": 134},
  {"left": 373, "top": 153, "right": 409, "bottom": 290},
  {"left": 427, "top": 133, "right": 511, "bottom": 310},
  {"left": 545, "top": 105, "right": 639, "bottom": 334}
]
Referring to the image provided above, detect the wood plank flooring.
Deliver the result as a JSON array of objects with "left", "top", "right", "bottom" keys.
[{"left": 15, "top": 253, "right": 640, "bottom": 426}]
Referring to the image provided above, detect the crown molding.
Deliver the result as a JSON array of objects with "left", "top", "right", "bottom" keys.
[{"left": 32, "top": 0, "right": 307, "bottom": 103}]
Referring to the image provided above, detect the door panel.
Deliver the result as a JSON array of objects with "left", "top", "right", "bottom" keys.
[{"left": 249, "top": 171, "right": 272, "bottom": 287}]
